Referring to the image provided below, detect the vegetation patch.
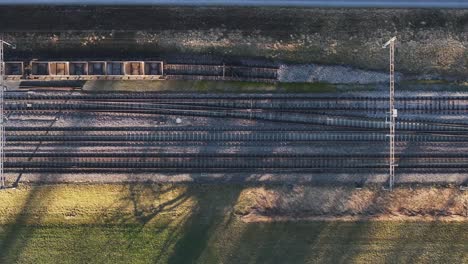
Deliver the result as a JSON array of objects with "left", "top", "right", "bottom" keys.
[
  {"left": 84, "top": 80, "right": 341, "bottom": 93},
  {"left": 3, "top": 7, "right": 468, "bottom": 78},
  {"left": 401, "top": 80, "right": 452, "bottom": 85},
  {"left": 279, "top": 82, "right": 336, "bottom": 93},
  {"left": 0, "top": 184, "right": 466, "bottom": 263}
]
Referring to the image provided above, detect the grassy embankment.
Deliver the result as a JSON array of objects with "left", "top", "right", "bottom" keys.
[
  {"left": 0, "top": 184, "right": 466, "bottom": 264},
  {"left": 83, "top": 80, "right": 362, "bottom": 93},
  {"left": 3, "top": 7, "right": 468, "bottom": 78}
]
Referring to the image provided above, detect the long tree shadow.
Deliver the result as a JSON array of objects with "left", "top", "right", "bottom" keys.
[
  {"left": 0, "top": 95, "right": 83, "bottom": 262},
  {"left": 0, "top": 179, "right": 57, "bottom": 263},
  {"left": 52, "top": 181, "right": 245, "bottom": 264},
  {"left": 165, "top": 183, "right": 244, "bottom": 264},
  {"left": 0, "top": 141, "right": 76, "bottom": 262},
  {"left": 60, "top": 118, "right": 254, "bottom": 263},
  {"left": 12, "top": 116, "right": 59, "bottom": 187},
  {"left": 220, "top": 185, "right": 380, "bottom": 263},
  {"left": 383, "top": 188, "right": 468, "bottom": 263},
  {"left": 161, "top": 120, "right": 253, "bottom": 263},
  {"left": 60, "top": 182, "right": 194, "bottom": 263}
]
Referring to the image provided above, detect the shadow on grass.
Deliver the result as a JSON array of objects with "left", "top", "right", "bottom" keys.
[
  {"left": 384, "top": 189, "right": 468, "bottom": 263},
  {"left": 0, "top": 179, "right": 56, "bottom": 263},
  {"left": 55, "top": 183, "right": 196, "bottom": 263},
  {"left": 47, "top": 182, "right": 246, "bottom": 264},
  {"left": 1, "top": 182, "right": 467, "bottom": 263},
  {"left": 215, "top": 185, "right": 380, "bottom": 264},
  {"left": 1, "top": 105, "right": 79, "bottom": 262},
  {"left": 164, "top": 183, "right": 244, "bottom": 264},
  {"left": 204, "top": 185, "right": 468, "bottom": 264}
]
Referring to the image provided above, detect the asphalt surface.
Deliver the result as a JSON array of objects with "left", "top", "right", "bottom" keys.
[{"left": 1, "top": 0, "right": 468, "bottom": 8}]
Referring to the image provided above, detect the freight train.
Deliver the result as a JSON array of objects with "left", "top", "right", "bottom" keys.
[{"left": 2, "top": 60, "right": 278, "bottom": 82}]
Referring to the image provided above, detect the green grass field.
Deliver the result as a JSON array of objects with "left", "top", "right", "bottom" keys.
[{"left": 0, "top": 184, "right": 466, "bottom": 264}]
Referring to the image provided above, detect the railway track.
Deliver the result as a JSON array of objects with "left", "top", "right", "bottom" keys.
[
  {"left": 6, "top": 91, "right": 468, "bottom": 100},
  {"left": 5, "top": 91, "right": 468, "bottom": 177},
  {"left": 5, "top": 131, "right": 468, "bottom": 142},
  {"left": 6, "top": 99, "right": 468, "bottom": 113},
  {"left": 6, "top": 93, "right": 468, "bottom": 111},
  {"left": 7, "top": 104, "right": 468, "bottom": 132},
  {"left": 6, "top": 156, "right": 468, "bottom": 173},
  {"left": 10, "top": 153, "right": 467, "bottom": 169},
  {"left": 7, "top": 152, "right": 468, "bottom": 158},
  {"left": 8, "top": 128, "right": 468, "bottom": 135},
  {"left": 3, "top": 126, "right": 372, "bottom": 132}
]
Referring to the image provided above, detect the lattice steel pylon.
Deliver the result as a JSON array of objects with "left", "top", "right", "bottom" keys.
[
  {"left": 383, "top": 37, "right": 397, "bottom": 191},
  {"left": 0, "top": 37, "right": 14, "bottom": 189}
]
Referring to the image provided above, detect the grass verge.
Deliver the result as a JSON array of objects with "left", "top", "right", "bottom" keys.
[
  {"left": 0, "top": 184, "right": 466, "bottom": 264},
  {"left": 83, "top": 80, "right": 339, "bottom": 93}
]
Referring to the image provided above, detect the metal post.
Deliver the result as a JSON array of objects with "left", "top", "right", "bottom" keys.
[
  {"left": 222, "top": 63, "right": 225, "bottom": 80},
  {"left": 0, "top": 38, "right": 5, "bottom": 189},
  {"left": 383, "top": 37, "right": 397, "bottom": 191},
  {"left": 0, "top": 37, "right": 14, "bottom": 189}
]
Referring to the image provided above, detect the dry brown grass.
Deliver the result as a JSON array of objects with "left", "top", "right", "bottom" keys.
[{"left": 235, "top": 185, "right": 468, "bottom": 222}]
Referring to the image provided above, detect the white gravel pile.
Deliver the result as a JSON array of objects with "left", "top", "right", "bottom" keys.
[{"left": 278, "top": 64, "right": 403, "bottom": 84}]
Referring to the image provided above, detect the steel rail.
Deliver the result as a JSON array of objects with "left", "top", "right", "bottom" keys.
[
  {"left": 9, "top": 152, "right": 468, "bottom": 158},
  {"left": 6, "top": 131, "right": 468, "bottom": 142},
  {"left": 6, "top": 99, "right": 468, "bottom": 113},
  {"left": 6, "top": 93, "right": 468, "bottom": 101},
  {"left": 6, "top": 103, "right": 468, "bottom": 132}
]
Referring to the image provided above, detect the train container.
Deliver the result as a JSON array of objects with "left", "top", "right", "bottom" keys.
[
  {"left": 30, "top": 61, "right": 49, "bottom": 76},
  {"left": 144, "top": 61, "right": 164, "bottom": 76},
  {"left": 4, "top": 60, "right": 278, "bottom": 82},
  {"left": 3, "top": 62, "right": 24, "bottom": 79},
  {"left": 124, "top": 61, "right": 144, "bottom": 75},
  {"left": 106, "top": 61, "right": 125, "bottom": 75},
  {"left": 227, "top": 66, "right": 278, "bottom": 79},
  {"left": 163, "top": 64, "right": 223, "bottom": 76},
  {"left": 69, "top": 62, "right": 88, "bottom": 76},
  {"left": 49, "top": 61, "right": 70, "bottom": 75},
  {"left": 88, "top": 61, "right": 107, "bottom": 75}
]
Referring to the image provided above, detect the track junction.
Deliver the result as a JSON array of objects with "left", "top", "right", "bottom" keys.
[{"left": 5, "top": 90, "right": 468, "bottom": 182}]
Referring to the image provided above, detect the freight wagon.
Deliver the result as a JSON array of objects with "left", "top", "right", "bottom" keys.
[{"left": 3, "top": 60, "right": 278, "bottom": 82}]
